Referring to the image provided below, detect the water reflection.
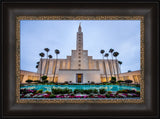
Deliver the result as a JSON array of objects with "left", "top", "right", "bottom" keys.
[{"left": 21, "top": 85, "right": 140, "bottom": 92}]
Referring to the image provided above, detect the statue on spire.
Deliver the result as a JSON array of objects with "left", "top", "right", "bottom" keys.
[{"left": 78, "top": 22, "right": 82, "bottom": 32}]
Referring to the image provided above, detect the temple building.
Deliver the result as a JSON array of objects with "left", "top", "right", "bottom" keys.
[{"left": 20, "top": 24, "right": 140, "bottom": 84}]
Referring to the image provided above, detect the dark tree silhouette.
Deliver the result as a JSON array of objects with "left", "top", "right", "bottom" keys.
[
  {"left": 39, "top": 52, "right": 45, "bottom": 81},
  {"left": 109, "top": 48, "right": 116, "bottom": 77},
  {"left": 118, "top": 61, "right": 122, "bottom": 74},
  {"left": 113, "top": 51, "right": 119, "bottom": 81},
  {"left": 100, "top": 49, "right": 108, "bottom": 82},
  {"left": 53, "top": 49, "right": 60, "bottom": 83},
  {"left": 44, "top": 48, "right": 50, "bottom": 76},
  {"left": 47, "top": 55, "right": 52, "bottom": 75},
  {"left": 104, "top": 53, "right": 112, "bottom": 79}
]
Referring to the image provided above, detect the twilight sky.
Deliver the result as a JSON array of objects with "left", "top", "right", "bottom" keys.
[{"left": 20, "top": 20, "right": 140, "bottom": 73}]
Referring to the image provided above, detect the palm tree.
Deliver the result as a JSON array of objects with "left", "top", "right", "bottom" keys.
[
  {"left": 100, "top": 49, "right": 107, "bottom": 82},
  {"left": 36, "top": 61, "right": 39, "bottom": 69},
  {"left": 39, "top": 52, "right": 45, "bottom": 81},
  {"left": 53, "top": 49, "right": 60, "bottom": 83},
  {"left": 35, "top": 65, "right": 38, "bottom": 69},
  {"left": 118, "top": 61, "right": 122, "bottom": 74},
  {"left": 113, "top": 52, "right": 119, "bottom": 80},
  {"left": 109, "top": 48, "right": 116, "bottom": 77},
  {"left": 104, "top": 53, "right": 112, "bottom": 80},
  {"left": 47, "top": 55, "right": 52, "bottom": 75},
  {"left": 44, "top": 48, "right": 50, "bottom": 75}
]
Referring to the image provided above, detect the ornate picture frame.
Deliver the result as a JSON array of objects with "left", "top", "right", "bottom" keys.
[
  {"left": 16, "top": 16, "right": 144, "bottom": 104},
  {"left": 1, "top": 1, "right": 159, "bottom": 118}
]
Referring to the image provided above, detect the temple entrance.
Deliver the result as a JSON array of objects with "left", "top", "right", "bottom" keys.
[{"left": 76, "top": 74, "right": 83, "bottom": 83}]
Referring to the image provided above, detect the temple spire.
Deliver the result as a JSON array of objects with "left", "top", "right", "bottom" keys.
[
  {"left": 78, "top": 22, "right": 82, "bottom": 32},
  {"left": 76, "top": 22, "right": 83, "bottom": 50}
]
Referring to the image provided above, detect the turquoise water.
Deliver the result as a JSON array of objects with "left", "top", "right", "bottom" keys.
[{"left": 20, "top": 85, "right": 140, "bottom": 92}]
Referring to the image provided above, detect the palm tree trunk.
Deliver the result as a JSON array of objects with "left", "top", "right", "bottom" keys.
[
  {"left": 47, "top": 58, "right": 50, "bottom": 75},
  {"left": 103, "top": 55, "right": 108, "bottom": 82},
  {"left": 44, "top": 52, "right": 48, "bottom": 75},
  {"left": 40, "top": 58, "right": 42, "bottom": 81},
  {"left": 115, "top": 59, "right": 119, "bottom": 81},
  {"left": 107, "top": 57, "right": 112, "bottom": 80},
  {"left": 111, "top": 54, "right": 116, "bottom": 77},
  {"left": 53, "top": 55, "right": 58, "bottom": 83}
]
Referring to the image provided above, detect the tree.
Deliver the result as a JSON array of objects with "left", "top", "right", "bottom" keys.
[
  {"left": 128, "top": 70, "right": 132, "bottom": 72},
  {"left": 36, "top": 62, "right": 39, "bottom": 68},
  {"left": 100, "top": 50, "right": 108, "bottom": 82},
  {"left": 113, "top": 51, "right": 119, "bottom": 81},
  {"left": 47, "top": 55, "right": 52, "bottom": 75},
  {"left": 41, "top": 75, "right": 48, "bottom": 83},
  {"left": 53, "top": 49, "right": 60, "bottom": 82},
  {"left": 109, "top": 48, "right": 116, "bottom": 77},
  {"left": 39, "top": 52, "right": 45, "bottom": 81},
  {"left": 110, "top": 77, "right": 116, "bottom": 84},
  {"left": 44, "top": 48, "right": 50, "bottom": 76},
  {"left": 104, "top": 53, "right": 112, "bottom": 79},
  {"left": 118, "top": 61, "right": 122, "bottom": 74},
  {"left": 35, "top": 65, "right": 38, "bottom": 69}
]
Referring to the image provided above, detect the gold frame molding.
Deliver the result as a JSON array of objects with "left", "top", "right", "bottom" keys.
[{"left": 16, "top": 16, "right": 144, "bottom": 104}]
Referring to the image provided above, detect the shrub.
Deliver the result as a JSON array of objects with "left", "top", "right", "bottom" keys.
[
  {"left": 49, "top": 94, "right": 56, "bottom": 98},
  {"left": 91, "top": 81, "right": 95, "bottom": 84},
  {"left": 43, "top": 80, "right": 48, "bottom": 83},
  {"left": 26, "top": 79, "right": 33, "bottom": 83},
  {"left": 74, "top": 89, "right": 80, "bottom": 94},
  {"left": 33, "top": 80, "right": 41, "bottom": 83},
  {"left": 107, "top": 91, "right": 112, "bottom": 94},
  {"left": 36, "top": 89, "right": 43, "bottom": 94},
  {"left": 105, "top": 94, "right": 110, "bottom": 98},
  {"left": 64, "top": 81, "right": 68, "bottom": 84},
  {"left": 41, "top": 75, "right": 48, "bottom": 81},
  {"left": 45, "top": 91, "right": 51, "bottom": 95},
  {"left": 117, "top": 89, "right": 129, "bottom": 93},
  {"left": 135, "top": 91, "right": 140, "bottom": 95},
  {"left": 89, "top": 94, "right": 93, "bottom": 98},
  {"left": 70, "top": 93, "right": 75, "bottom": 96},
  {"left": 63, "top": 88, "right": 72, "bottom": 94},
  {"left": 117, "top": 80, "right": 124, "bottom": 83},
  {"left": 125, "top": 80, "right": 133, "bottom": 84},
  {"left": 52, "top": 88, "right": 61, "bottom": 94},
  {"left": 93, "top": 89, "right": 98, "bottom": 94},
  {"left": 110, "top": 77, "right": 116, "bottom": 84},
  {"left": 99, "top": 88, "right": 106, "bottom": 94},
  {"left": 52, "top": 88, "right": 72, "bottom": 94},
  {"left": 135, "top": 84, "right": 140, "bottom": 87}
]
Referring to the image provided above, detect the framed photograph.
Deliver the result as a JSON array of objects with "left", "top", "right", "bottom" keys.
[
  {"left": 1, "top": 1, "right": 159, "bottom": 118},
  {"left": 17, "top": 16, "right": 143, "bottom": 104}
]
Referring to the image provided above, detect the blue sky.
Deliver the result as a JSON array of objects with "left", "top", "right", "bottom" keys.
[{"left": 20, "top": 20, "right": 140, "bottom": 73}]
